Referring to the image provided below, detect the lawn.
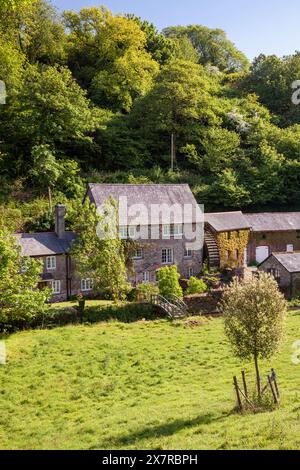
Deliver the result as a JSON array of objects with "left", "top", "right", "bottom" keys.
[{"left": 1, "top": 312, "right": 300, "bottom": 450}]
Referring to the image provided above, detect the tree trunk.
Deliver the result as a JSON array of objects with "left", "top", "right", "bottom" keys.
[{"left": 254, "top": 354, "right": 261, "bottom": 398}]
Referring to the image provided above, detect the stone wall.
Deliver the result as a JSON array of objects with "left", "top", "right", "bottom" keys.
[
  {"left": 184, "top": 289, "right": 223, "bottom": 315},
  {"left": 248, "top": 231, "right": 300, "bottom": 264},
  {"left": 129, "top": 225, "right": 203, "bottom": 285}
]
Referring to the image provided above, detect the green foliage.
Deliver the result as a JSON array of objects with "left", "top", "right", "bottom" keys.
[
  {"left": 163, "top": 25, "right": 249, "bottom": 72},
  {"left": 2, "top": 2, "right": 300, "bottom": 213},
  {"left": 71, "top": 199, "right": 130, "bottom": 301},
  {"left": 243, "top": 53, "right": 300, "bottom": 126},
  {"left": 185, "top": 277, "right": 208, "bottom": 295},
  {"left": 223, "top": 274, "right": 287, "bottom": 362},
  {"left": 157, "top": 265, "right": 183, "bottom": 299},
  {"left": 136, "top": 282, "right": 159, "bottom": 301},
  {"left": 222, "top": 273, "right": 287, "bottom": 397},
  {"left": 0, "top": 229, "right": 50, "bottom": 330}
]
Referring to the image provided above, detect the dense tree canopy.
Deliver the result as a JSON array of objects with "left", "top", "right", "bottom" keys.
[{"left": 1, "top": 0, "right": 300, "bottom": 224}]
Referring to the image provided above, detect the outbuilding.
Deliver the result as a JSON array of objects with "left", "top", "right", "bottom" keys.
[{"left": 259, "top": 252, "right": 300, "bottom": 296}]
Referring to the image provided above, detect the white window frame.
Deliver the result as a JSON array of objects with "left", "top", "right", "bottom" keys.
[
  {"left": 162, "top": 248, "right": 173, "bottom": 264},
  {"left": 142, "top": 272, "right": 150, "bottom": 283},
  {"left": 163, "top": 224, "right": 183, "bottom": 238},
  {"left": 51, "top": 280, "right": 61, "bottom": 295},
  {"left": 188, "top": 267, "right": 194, "bottom": 278},
  {"left": 81, "top": 278, "right": 94, "bottom": 292},
  {"left": 184, "top": 248, "right": 193, "bottom": 258},
  {"left": 133, "top": 248, "right": 143, "bottom": 260},
  {"left": 119, "top": 226, "right": 136, "bottom": 240},
  {"left": 46, "top": 256, "right": 56, "bottom": 270}
]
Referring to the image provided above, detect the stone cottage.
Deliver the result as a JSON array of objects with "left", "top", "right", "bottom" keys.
[
  {"left": 259, "top": 252, "right": 300, "bottom": 297},
  {"left": 14, "top": 204, "right": 83, "bottom": 302},
  {"left": 85, "top": 184, "right": 204, "bottom": 285}
]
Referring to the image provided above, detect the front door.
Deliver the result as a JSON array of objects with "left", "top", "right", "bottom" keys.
[{"left": 256, "top": 246, "right": 269, "bottom": 264}]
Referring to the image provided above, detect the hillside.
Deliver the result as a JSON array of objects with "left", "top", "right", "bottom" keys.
[
  {"left": 2, "top": 1, "right": 300, "bottom": 233},
  {"left": 1, "top": 313, "right": 300, "bottom": 450}
]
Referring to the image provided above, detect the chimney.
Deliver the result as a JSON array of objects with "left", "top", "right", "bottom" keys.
[{"left": 55, "top": 204, "right": 66, "bottom": 239}]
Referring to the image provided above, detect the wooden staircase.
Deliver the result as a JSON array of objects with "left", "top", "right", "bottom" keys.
[
  {"left": 204, "top": 229, "right": 220, "bottom": 269},
  {"left": 151, "top": 295, "right": 188, "bottom": 319}
]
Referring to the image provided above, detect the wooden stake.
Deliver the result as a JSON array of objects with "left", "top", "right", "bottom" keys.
[
  {"left": 268, "top": 375, "right": 279, "bottom": 404},
  {"left": 242, "top": 370, "right": 248, "bottom": 398},
  {"left": 233, "top": 376, "right": 243, "bottom": 411},
  {"left": 273, "top": 378, "right": 280, "bottom": 400}
]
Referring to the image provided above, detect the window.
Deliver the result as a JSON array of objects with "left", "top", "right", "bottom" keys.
[
  {"left": 46, "top": 256, "right": 56, "bottom": 270},
  {"left": 143, "top": 272, "right": 150, "bottom": 283},
  {"left": 287, "top": 245, "right": 294, "bottom": 253},
  {"left": 297, "top": 231, "right": 300, "bottom": 239},
  {"left": 81, "top": 278, "right": 93, "bottom": 292},
  {"left": 119, "top": 226, "right": 136, "bottom": 240},
  {"left": 162, "top": 248, "right": 173, "bottom": 264},
  {"left": 184, "top": 248, "right": 193, "bottom": 258},
  {"left": 188, "top": 267, "right": 194, "bottom": 278},
  {"left": 51, "top": 280, "right": 61, "bottom": 295},
  {"left": 235, "top": 249, "right": 239, "bottom": 260},
  {"left": 163, "top": 224, "right": 183, "bottom": 238},
  {"left": 133, "top": 248, "right": 143, "bottom": 260},
  {"left": 268, "top": 269, "right": 280, "bottom": 280}
]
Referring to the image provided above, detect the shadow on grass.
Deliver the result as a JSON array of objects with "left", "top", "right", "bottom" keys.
[{"left": 98, "top": 412, "right": 231, "bottom": 448}]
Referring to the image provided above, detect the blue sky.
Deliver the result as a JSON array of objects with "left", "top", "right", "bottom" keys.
[{"left": 52, "top": 0, "right": 300, "bottom": 60}]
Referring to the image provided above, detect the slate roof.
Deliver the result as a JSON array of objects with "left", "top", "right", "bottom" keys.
[
  {"left": 245, "top": 213, "right": 300, "bottom": 232},
  {"left": 268, "top": 252, "right": 300, "bottom": 273},
  {"left": 14, "top": 232, "right": 76, "bottom": 257},
  {"left": 86, "top": 184, "right": 203, "bottom": 225},
  {"left": 205, "top": 211, "right": 251, "bottom": 232}
]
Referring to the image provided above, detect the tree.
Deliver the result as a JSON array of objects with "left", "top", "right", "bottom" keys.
[
  {"left": 64, "top": 7, "right": 159, "bottom": 111},
  {"left": 0, "top": 229, "right": 50, "bottom": 328},
  {"left": 71, "top": 199, "right": 130, "bottom": 301},
  {"left": 243, "top": 53, "right": 300, "bottom": 126},
  {"left": 163, "top": 25, "right": 249, "bottom": 72},
  {"left": 222, "top": 273, "right": 287, "bottom": 398},
  {"left": 126, "top": 15, "right": 175, "bottom": 65},
  {"left": 91, "top": 47, "right": 159, "bottom": 112},
  {"left": 157, "top": 266, "right": 183, "bottom": 299},
  {"left": 3, "top": 64, "right": 102, "bottom": 174}
]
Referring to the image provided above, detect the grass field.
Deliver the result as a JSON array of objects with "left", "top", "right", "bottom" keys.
[{"left": 1, "top": 312, "right": 300, "bottom": 450}]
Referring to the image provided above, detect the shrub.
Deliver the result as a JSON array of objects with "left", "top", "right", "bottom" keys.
[
  {"left": 157, "top": 266, "right": 183, "bottom": 299},
  {"left": 185, "top": 277, "right": 208, "bottom": 295},
  {"left": 136, "top": 283, "right": 159, "bottom": 301}
]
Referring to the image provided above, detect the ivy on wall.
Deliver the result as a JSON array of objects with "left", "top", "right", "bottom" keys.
[{"left": 217, "top": 230, "right": 250, "bottom": 269}]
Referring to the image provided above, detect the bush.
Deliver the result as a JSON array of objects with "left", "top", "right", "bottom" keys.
[
  {"left": 135, "top": 283, "right": 159, "bottom": 301},
  {"left": 0, "top": 302, "right": 157, "bottom": 332},
  {"left": 157, "top": 266, "right": 183, "bottom": 299},
  {"left": 185, "top": 277, "right": 208, "bottom": 295}
]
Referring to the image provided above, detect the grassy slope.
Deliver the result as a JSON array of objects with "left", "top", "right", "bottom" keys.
[{"left": 1, "top": 314, "right": 300, "bottom": 450}]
